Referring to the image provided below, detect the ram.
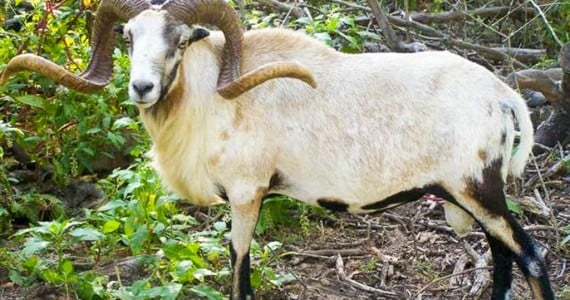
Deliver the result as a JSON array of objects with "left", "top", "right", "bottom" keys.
[{"left": 0, "top": 0, "right": 554, "bottom": 299}]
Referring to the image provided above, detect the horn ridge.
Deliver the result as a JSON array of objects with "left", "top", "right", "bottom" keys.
[{"left": 164, "top": 0, "right": 317, "bottom": 99}]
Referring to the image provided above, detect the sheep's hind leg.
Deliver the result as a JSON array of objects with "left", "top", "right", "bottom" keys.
[
  {"left": 229, "top": 187, "right": 265, "bottom": 300},
  {"left": 448, "top": 160, "right": 553, "bottom": 300}
]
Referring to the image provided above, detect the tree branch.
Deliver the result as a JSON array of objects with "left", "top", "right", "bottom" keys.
[
  {"left": 409, "top": 6, "right": 536, "bottom": 23},
  {"left": 258, "top": 0, "right": 305, "bottom": 18},
  {"left": 365, "top": 0, "right": 427, "bottom": 52}
]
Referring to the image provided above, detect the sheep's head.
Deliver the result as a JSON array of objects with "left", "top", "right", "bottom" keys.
[
  {"left": 118, "top": 11, "right": 211, "bottom": 107},
  {"left": 0, "top": 0, "right": 317, "bottom": 101}
]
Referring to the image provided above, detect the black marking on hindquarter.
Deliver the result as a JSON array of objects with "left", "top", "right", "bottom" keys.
[
  {"left": 268, "top": 169, "right": 288, "bottom": 191},
  {"left": 317, "top": 198, "right": 349, "bottom": 212},
  {"left": 229, "top": 243, "right": 254, "bottom": 299},
  {"left": 361, "top": 184, "right": 455, "bottom": 211},
  {"left": 464, "top": 158, "right": 506, "bottom": 215},
  {"left": 214, "top": 183, "right": 229, "bottom": 202}
]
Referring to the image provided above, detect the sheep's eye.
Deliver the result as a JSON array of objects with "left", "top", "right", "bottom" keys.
[{"left": 177, "top": 42, "right": 187, "bottom": 50}]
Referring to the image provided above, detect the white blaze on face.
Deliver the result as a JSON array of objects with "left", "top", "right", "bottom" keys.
[{"left": 124, "top": 10, "right": 171, "bottom": 108}]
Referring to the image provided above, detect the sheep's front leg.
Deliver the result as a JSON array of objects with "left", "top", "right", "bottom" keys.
[{"left": 229, "top": 187, "right": 266, "bottom": 300}]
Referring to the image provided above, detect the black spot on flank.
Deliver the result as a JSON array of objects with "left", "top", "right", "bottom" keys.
[
  {"left": 501, "top": 131, "right": 507, "bottom": 145},
  {"left": 317, "top": 198, "right": 349, "bottom": 212},
  {"left": 215, "top": 183, "right": 229, "bottom": 202},
  {"left": 361, "top": 189, "right": 423, "bottom": 211},
  {"left": 268, "top": 170, "right": 287, "bottom": 191},
  {"left": 464, "top": 158, "right": 507, "bottom": 215},
  {"left": 361, "top": 184, "right": 455, "bottom": 211}
]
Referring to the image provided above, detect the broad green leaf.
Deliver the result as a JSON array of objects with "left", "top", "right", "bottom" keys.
[
  {"left": 22, "top": 239, "right": 50, "bottom": 256},
  {"left": 15, "top": 95, "right": 45, "bottom": 109},
  {"left": 190, "top": 284, "right": 225, "bottom": 300},
  {"left": 40, "top": 269, "right": 60, "bottom": 284},
  {"left": 140, "top": 283, "right": 182, "bottom": 300},
  {"left": 97, "top": 199, "right": 127, "bottom": 212},
  {"left": 103, "top": 220, "right": 121, "bottom": 233},
  {"left": 70, "top": 227, "right": 104, "bottom": 241},
  {"left": 60, "top": 260, "right": 74, "bottom": 276},
  {"left": 113, "top": 117, "right": 135, "bottom": 129},
  {"left": 506, "top": 198, "right": 523, "bottom": 215},
  {"left": 128, "top": 225, "right": 148, "bottom": 255}
]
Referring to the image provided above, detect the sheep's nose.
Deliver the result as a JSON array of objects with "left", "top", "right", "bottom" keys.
[{"left": 131, "top": 80, "right": 154, "bottom": 97}]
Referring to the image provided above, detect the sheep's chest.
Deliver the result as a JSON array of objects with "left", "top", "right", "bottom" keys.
[
  {"left": 149, "top": 145, "right": 222, "bottom": 206},
  {"left": 142, "top": 115, "right": 223, "bottom": 206}
]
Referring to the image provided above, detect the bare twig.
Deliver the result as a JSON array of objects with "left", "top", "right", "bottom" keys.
[
  {"left": 408, "top": 6, "right": 535, "bottom": 23},
  {"left": 258, "top": 0, "right": 305, "bottom": 18},
  {"left": 351, "top": 14, "right": 527, "bottom": 67},
  {"left": 335, "top": 254, "right": 399, "bottom": 297},
  {"left": 490, "top": 47, "right": 546, "bottom": 64},
  {"left": 463, "top": 242, "right": 492, "bottom": 297},
  {"left": 414, "top": 266, "right": 491, "bottom": 297},
  {"left": 365, "top": 0, "right": 427, "bottom": 52},
  {"left": 528, "top": 0, "right": 562, "bottom": 46}
]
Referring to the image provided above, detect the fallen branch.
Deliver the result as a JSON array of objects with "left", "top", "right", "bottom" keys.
[
  {"left": 365, "top": 0, "right": 427, "bottom": 52},
  {"left": 335, "top": 254, "right": 399, "bottom": 297},
  {"left": 409, "top": 6, "right": 535, "bottom": 23},
  {"left": 450, "top": 254, "right": 471, "bottom": 287},
  {"left": 490, "top": 47, "right": 546, "bottom": 64},
  {"left": 414, "top": 266, "right": 491, "bottom": 297},
  {"left": 351, "top": 14, "right": 527, "bottom": 67},
  {"left": 506, "top": 69, "right": 563, "bottom": 103},
  {"left": 463, "top": 242, "right": 492, "bottom": 297},
  {"left": 258, "top": 0, "right": 305, "bottom": 18}
]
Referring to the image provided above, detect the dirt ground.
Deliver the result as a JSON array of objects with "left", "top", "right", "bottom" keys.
[
  {"left": 257, "top": 178, "right": 570, "bottom": 300},
  {"left": 1, "top": 149, "right": 569, "bottom": 300}
]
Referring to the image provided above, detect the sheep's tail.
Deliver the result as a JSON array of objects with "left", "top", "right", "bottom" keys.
[{"left": 509, "top": 97, "right": 534, "bottom": 177}]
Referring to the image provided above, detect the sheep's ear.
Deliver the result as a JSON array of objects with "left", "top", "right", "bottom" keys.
[
  {"left": 189, "top": 28, "right": 210, "bottom": 43},
  {"left": 178, "top": 26, "right": 209, "bottom": 49}
]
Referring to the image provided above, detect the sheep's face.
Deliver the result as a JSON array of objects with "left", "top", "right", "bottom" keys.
[{"left": 121, "top": 10, "right": 209, "bottom": 108}]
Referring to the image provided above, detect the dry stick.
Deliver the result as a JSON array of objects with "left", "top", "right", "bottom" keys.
[
  {"left": 335, "top": 254, "right": 399, "bottom": 297},
  {"left": 258, "top": 0, "right": 305, "bottom": 18},
  {"left": 387, "top": 16, "right": 527, "bottom": 68},
  {"left": 413, "top": 266, "right": 492, "bottom": 297},
  {"left": 348, "top": 13, "right": 527, "bottom": 67},
  {"left": 365, "top": 0, "right": 427, "bottom": 52},
  {"left": 408, "top": 6, "right": 536, "bottom": 23},
  {"left": 450, "top": 254, "right": 471, "bottom": 287},
  {"left": 462, "top": 242, "right": 492, "bottom": 297}
]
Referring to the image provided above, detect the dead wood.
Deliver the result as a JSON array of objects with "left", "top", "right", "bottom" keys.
[
  {"left": 365, "top": 0, "right": 427, "bottom": 52},
  {"left": 490, "top": 47, "right": 546, "bottom": 64},
  {"left": 350, "top": 14, "right": 527, "bottom": 67},
  {"left": 335, "top": 254, "right": 399, "bottom": 297},
  {"left": 463, "top": 242, "right": 492, "bottom": 297},
  {"left": 258, "top": 0, "right": 305, "bottom": 18},
  {"left": 507, "top": 43, "right": 570, "bottom": 150},
  {"left": 409, "top": 6, "right": 536, "bottom": 23}
]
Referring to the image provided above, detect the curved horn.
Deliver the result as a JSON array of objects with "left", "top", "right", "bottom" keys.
[
  {"left": 0, "top": 0, "right": 150, "bottom": 92},
  {"left": 164, "top": 0, "right": 316, "bottom": 99},
  {"left": 218, "top": 62, "right": 317, "bottom": 99}
]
